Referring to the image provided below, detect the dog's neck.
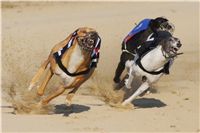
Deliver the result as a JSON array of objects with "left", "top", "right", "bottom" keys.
[
  {"left": 140, "top": 45, "right": 169, "bottom": 71},
  {"left": 59, "top": 41, "right": 91, "bottom": 74},
  {"left": 77, "top": 44, "right": 93, "bottom": 70}
]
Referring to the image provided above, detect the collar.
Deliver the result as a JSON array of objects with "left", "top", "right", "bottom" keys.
[{"left": 136, "top": 57, "right": 165, "bottom": 75}]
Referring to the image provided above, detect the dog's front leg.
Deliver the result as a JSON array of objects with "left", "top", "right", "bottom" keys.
[
  {"left": 66, "top": 68, "right": 95, "bottom": 106},
  {"left": 40, "top": 84, "right": 68, "bottom": 105},
  {"left": 122, "top": 82, "right": 149, "bottom": 106},
  {"left": 65, "top": 78, "right": 89, "bottom": 106},
  {"left": 65, "top": 87, "right": 78, "bottom": 106},
  {"left": 125, "top": 64, "right": 134, "bottom": 89}
]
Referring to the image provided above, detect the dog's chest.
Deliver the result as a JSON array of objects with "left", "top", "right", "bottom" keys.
[
  {"left": 68, "top": 46, "right": 84, "bottom": 73},
  {"left": 55, "top": 45, "right": 84, "bottom": 86},
  {"left": 133, "top": 64, "right": 163, "bottom": 83}
]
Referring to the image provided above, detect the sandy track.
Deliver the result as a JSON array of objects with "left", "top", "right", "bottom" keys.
[{"left": 1, "top": 2, "right": 199, "bottom": 132}]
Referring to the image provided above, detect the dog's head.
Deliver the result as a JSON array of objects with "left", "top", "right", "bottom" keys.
[
  {"left": 161, "top": 36, "right": 182, "bottom": 58},
  {"left": 150, "top": 17, "right": 175, "bottom": 34},
  {"left": 76, "top": 27, "right": 100, "bottom": 51}
]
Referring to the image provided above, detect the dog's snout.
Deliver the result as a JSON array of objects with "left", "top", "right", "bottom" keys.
[{"left": 173, "top": 37, "right": 181, "bottom": 48}]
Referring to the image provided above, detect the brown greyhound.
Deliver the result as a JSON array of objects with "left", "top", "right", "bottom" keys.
[{"left": 28, "top": 27, "right": 101, "bottom": 105}]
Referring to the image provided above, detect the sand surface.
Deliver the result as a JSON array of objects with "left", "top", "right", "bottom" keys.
[{"left": 1, "top": 1, "right": 199, "bottom": 132}]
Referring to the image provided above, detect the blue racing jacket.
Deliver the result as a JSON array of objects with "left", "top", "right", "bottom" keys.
[{"left": 124, "top": 19, "right": 151, "bottom": 43}]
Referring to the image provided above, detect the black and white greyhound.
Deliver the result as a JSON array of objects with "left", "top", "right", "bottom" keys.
[{"left": 122, "top": 31, "right": 182, "bottom": 106}]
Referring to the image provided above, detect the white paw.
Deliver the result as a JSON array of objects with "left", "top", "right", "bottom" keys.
[
  {"left": 146, "top": 90, "right": 151, "bottom": 95},
  {"left": 28, "top": 83, "right": 39, "bottom": 91},
  {"left": 28, "top": 84, "right": 34, "bottom": 91},
  {"left": 66, "top": 99, "right": 72, "bottom": 106},
  {"left": 122, "top": 100, "right": 129, "bottom": 106},
  {"left": 125, "top": 79, "right": 131, "bottom": 89}
]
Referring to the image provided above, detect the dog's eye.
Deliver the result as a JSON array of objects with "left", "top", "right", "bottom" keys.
[
  {"left": 169, "top": 38, "right": 174, "bottom": 42},
  {"left": 167, "top": 25, "right": 172, "bottom": 29}
]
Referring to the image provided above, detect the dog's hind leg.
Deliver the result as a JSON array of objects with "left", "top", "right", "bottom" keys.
[
  {"left": 39, "top": 78, "right": 87, "bottom": 105},
  {"left": 40, "top": 85, "right": 68, "bottom": 105},
  {"left": 28, "top": 58, "right": 50, "bottom": 91},
  {"left": 114, "top": 74, "right": 128, "bottom": 90},
  {"left": 37, "top": 68, "right": 53, "bottom": 96}
]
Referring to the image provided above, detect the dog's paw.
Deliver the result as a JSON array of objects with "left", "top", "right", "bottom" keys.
[
  {"left": 65, "top": 99, "right": 72, "bottom": 106},
  {"left": 38, "top": 100, "right": 48, "bottom": 106},
  {"left": 37, "top": 90, "right": 44, "bottom": 96},
  {"left": 28, "top": 84, "right": 34, "bottom": 91},
  {"left": 121, "top": 101, "right": 134, "bottom": 109},
  {"left": 28, "top": 83, "right": 39, "bottom": 91},
  {"left": 65, "top": 94, "right": 74, "bottom": 106}
]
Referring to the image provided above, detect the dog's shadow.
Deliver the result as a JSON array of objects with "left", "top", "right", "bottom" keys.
[
  {"left": 132, "top": 98, "right": 166, "bottom": 108},
  {"left": 54, "top": 104, "right": 90, "bottom": 116}
]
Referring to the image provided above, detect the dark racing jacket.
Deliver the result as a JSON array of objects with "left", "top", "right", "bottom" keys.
[{"left": 122, "top": 19, "right": 160, "bottom": 57}]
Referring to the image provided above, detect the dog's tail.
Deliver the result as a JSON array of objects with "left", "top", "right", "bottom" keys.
[{"left": 28, "top": 56, "right": 50, "bottom": 91}]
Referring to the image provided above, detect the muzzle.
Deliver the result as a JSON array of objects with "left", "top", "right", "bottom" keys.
[
  {"left": 162, "top": 37, "right": 183, "bottom": 59},
  {"left": 77, "top": 31, "right": 99, "bottom": 52},
  {"left": 159, "top": 22, "right": 175, "bottom": 35}
]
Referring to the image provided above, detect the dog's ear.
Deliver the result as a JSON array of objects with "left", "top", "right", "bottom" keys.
[
  {"left": 87, "top": 31, "right": 98, "bottom": 39},
  {"left": 77, "top": 31, "right": 87, "bottom": 37},
  {"left": 150, "top": 17, "right": 168, "bottom": 31},
  {"left": 77, "top": 27, "right": 96, "bottom": 37},
  {"left": 77, "top": 36, "right": 85, "bottom": 45},
  {"left": 161, "top": 38, "right": 171, "bottom": 53},
  {"left": 150, "top": 20, "right": 159, "bottom": 30}
]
